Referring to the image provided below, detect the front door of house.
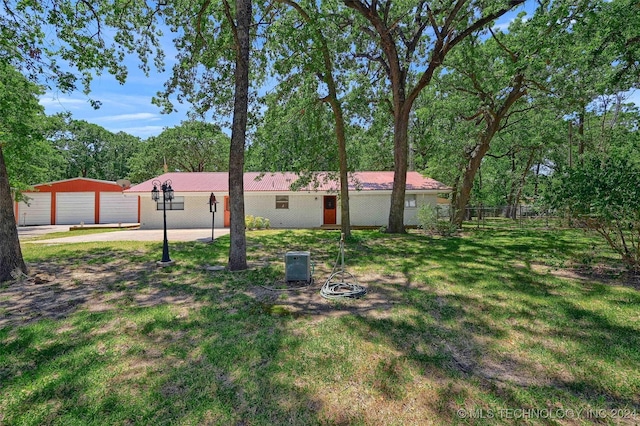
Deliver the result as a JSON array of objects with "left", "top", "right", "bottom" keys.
[
  {"left": 224, "top": 196, "right": 230, "bottom": 227},
  {"left": 323, "top": 196, "right": 337, "bottom": 225}
]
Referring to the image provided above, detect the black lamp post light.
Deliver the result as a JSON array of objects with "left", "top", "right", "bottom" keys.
[{"left": 151, "top": 179, "right": 174, "bottom": 266}]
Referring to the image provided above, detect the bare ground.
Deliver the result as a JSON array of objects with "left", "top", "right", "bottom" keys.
[{"left": 3, "top": 256, "right": 638, "bottom": 328}]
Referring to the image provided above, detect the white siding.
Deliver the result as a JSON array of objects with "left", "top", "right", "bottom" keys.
[
  {"left": 140, "top": 195, "right": 226, "bottom": 229},
  {"left": 404, "top": 193, "right": 438, "bottom": 226},
  {"left": 350, "top": 193, "right": 390, "bottom": 227},
  {"left": 17, "top": 193, "right": 51, "bottom": 225},
  {"left": 99, "top": 193, "right": 139, "bottom": 223},
  {"left": 246, "top": 193, "right": 322, "bottom": 228},
  {"left": 138, "top": 191, "right": 440, "bottom": 229},
  {"left": 56, "top": 192, "right": 95, "bottom": 225}
]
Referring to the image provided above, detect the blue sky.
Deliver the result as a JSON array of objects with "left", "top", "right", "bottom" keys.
[
  {"left": 39, "top": 64, "right": 182, "bottom": 139},
  {"left": 38, "top": 3, "right": 637, "bottom": 139}
]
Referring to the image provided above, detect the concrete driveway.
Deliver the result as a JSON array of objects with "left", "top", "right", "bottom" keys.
[
  {"left": 17, "top": 225, "right": 72, "bottom": 239},
  {"left": 21, "top": 225, "right": 229, "bottom": 244}
]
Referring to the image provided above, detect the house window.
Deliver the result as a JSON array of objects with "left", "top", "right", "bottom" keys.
[
  {"left": 405, "top": 194, "right": 417, "bottom": 208},
  {"left": 276, "top": 195, "right": 289, "bottom": 209},
  {"left": 156, "top": 196, "right": 185, "bottom": 211}
]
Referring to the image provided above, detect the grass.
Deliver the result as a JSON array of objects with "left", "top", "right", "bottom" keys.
[
  {"left": 1, "top": 228, "right": 639, "bottom": 425},
  {"left": 21, "top": 227, "right": 122, "bottom": 241}
]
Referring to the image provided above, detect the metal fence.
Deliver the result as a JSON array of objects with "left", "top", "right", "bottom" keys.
[{"left": 455, "top": 205, "right": 563, "bottom": 230}]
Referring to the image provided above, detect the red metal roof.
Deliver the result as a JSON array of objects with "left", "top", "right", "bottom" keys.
[
  {"left": 126, "top": 171, "right": 451, "bottom": 193},
  {"left": 27, "top": 177, "right": 128, "bottom": 193}
]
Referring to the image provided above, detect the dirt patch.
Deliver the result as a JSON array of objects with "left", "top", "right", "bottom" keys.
[
  {"left": 1, "top": 254, "right": 412, "bottom": 328},
  {"left": 0, "top": 257, "right": 202, "bottom": 329},
  {"left": 516, "top": 261, "right": 640, "bottom": 290},
  {"left": 244, "top": 272, "right": 407, "bottom": 319}
]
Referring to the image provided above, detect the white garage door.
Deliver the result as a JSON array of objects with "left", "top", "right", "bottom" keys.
[
  {"left": 99, "top": 193, "right": 138, "bottom": 223},
  {"left": 56, "top": 192, "right": 95, "bottom": 225},
  {"left": 18, "top": 193, "right": 51, "bottom": 225}
]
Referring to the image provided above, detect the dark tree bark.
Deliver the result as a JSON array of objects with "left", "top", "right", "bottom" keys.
[
  {"left": 453, "top": 74, "right": 526, "bottom": 226},
  {"left": 0, "top": 145, "right": 27, "bottom": 282},
  {"left": 330, "top": 100, "right": 352, "bottom": 238},
  {"left": 227, "top": 0, "right": 251, "bottom": 271}
]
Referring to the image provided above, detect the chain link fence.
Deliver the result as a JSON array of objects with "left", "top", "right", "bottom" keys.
[{"left": 434, "top": 205, "right": 564, "bottom": 230}]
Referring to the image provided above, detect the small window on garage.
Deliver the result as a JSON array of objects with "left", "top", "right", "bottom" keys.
[
  {"left": 276, "top": 195, "right": 289, "bottom": 209},
  {"left": 404, "top": 194, "right": 417, "bottom": 208},
  {"left": 157, "top": 196, "right": 185, "bottom": 211}
]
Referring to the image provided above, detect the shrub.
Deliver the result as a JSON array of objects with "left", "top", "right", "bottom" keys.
[
  {"left": 254, "top": 216, "right": 264, "bottom": 229},
  {"left": 245, "top": 215, "right": 270, "bottom": 230},
  {"left": 546, "top": 156, "right": 640, "bottom": 271},
  {"left": 416, "top": 205, "right": 457, "bottom": 236}
]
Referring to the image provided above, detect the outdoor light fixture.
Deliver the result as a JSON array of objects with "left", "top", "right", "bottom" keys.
[
  {"left": 209, "top": 192, "right": 219, "bottom": 242},
  {"left": 151, "top": 179, "right": 174, "bottom": 265}
]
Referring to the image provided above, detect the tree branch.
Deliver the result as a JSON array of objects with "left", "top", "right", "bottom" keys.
[
  {"left": 489, "top": 27, "right": 517, "bottom": 62},
  {"left": 221, "top": 0, "right": 239, "bottom": 49}
]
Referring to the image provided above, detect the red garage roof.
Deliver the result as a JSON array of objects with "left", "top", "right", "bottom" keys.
[
  {"left": 26, "top": 177, "right": 128, "bottom": 192},
  {"left": 126, "top": 171, "right": 451, "bottom": 193}
]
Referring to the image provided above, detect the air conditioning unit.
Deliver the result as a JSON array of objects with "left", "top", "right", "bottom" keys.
[{"left": 285, "top": 251, "right": 311, "bottom": 282}]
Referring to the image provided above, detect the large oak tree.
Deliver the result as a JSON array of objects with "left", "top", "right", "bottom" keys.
[{"left": 344, "top": 0, "right": 524, "bottom": 232}]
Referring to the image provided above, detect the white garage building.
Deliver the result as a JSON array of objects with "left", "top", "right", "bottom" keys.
[{"left": 14, "top": 178, "right": 139, "bottom": 226}]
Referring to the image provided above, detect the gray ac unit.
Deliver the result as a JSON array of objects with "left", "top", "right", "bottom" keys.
[{"left": 285, "top": 251, "right": 311, "bottom": 282}]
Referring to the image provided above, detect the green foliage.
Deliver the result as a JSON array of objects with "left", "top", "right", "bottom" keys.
[
  {"left": 0, "top": 62, "right": 63, "bottom": 192},
  {"left": 247, "top": 82, "right": 338, "bottom": 172},
  {"left": 128, "top": 120, "right": 230, "bottom": 182},
  {"left": 416, "top": 205, "right": 457, "bottom": 237},
  {"left": 46, "top": 117, "right": 141, "bottom": 181},
  {"left": 547, "top": 156, "right": 640, "bottom": 270},
  {"left": 245, "top": 215, "right": 270, "bottom": 230}
]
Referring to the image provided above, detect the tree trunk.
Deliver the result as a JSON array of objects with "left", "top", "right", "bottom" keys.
[
  {"left": 577, "top": 103, "right": 585, "bottom": 164},
  {"left": 453, "top": 74, "right": 526, "bottom": 227},
  {"left": 533, "top": 162, "right": 541, "bottom": 197},
  {"left": 227, "top": 0, "right": 251, "bottom": 271},
  {"left": 0, "top": 145, "right": 27, "bottom": 282},
  {"left": 329, "top": 100, "right": 351, "bottom": 238},
  {"left": 453, "top": 138, "right": 493, "bottom": 226},
  {"left": 503, "top": 151, "right": 517, "bottom": 218},
  {"left": 280, "top": 0, "right": 352, "bottom": 238},
  {"left": 387, "top": 106, "right": 410, "bottom": 233},
  {"left": 511, "top": 149, "right": 536, "bottom": 219}
]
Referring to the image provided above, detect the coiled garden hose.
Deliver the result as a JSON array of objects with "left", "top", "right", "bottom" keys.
[{"left": 320, "top": 233, "right": 367, "bottom": 300}]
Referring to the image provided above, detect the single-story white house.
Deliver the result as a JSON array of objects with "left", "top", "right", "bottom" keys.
[{"left": 125, "top": 171, "right": 451, "bottom": 229}]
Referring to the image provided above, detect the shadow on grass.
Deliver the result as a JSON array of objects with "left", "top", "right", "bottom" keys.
[
  {"left": 335, "top": 230, "right": 640, "bottom": 419},
  {"left": 1, "top": 293, "right": 329, "bottom": 424},
  {"left": 3, "top": 229, "right": 639, "bottom": 424}
]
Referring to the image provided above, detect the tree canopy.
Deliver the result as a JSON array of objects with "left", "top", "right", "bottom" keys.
[{"left": 129, "top": 121, "right": 230, "bottom": 183}]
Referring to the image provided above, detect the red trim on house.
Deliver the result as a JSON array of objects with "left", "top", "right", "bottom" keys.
[
  {"left": 95, "top": 192, "right": 100, "bottom": 224},
  {"left": 137, "top": 196, "right": 141, "bottom": 223},
  {"left": 51, "top": 192, "right": 56, "bottom": 225}
]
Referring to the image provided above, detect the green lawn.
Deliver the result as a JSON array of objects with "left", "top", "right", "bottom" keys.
[
  {"left": 20, "top": 227, "right": 122, "bottom": 241},
  {"left": 1, "top": 229, "right": 639, "bottom": 425}
]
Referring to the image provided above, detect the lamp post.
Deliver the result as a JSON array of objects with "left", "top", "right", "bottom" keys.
[
  {"left": 151, "top": 179, "right": 174, "bottom": 265},
  {"left": 209, "top": 193, "right": 219, "bottom": 242}
]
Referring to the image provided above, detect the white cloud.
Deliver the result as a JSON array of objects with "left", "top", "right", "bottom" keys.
[
  {"left": 95, "top": 113, "right": 161, "bottom": 123},
  {"left": 39, "top": 94, "right": 88, "bottom": 110},
  {"left": 112, "top": 125, "right": 167, "bottom": 138}
]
